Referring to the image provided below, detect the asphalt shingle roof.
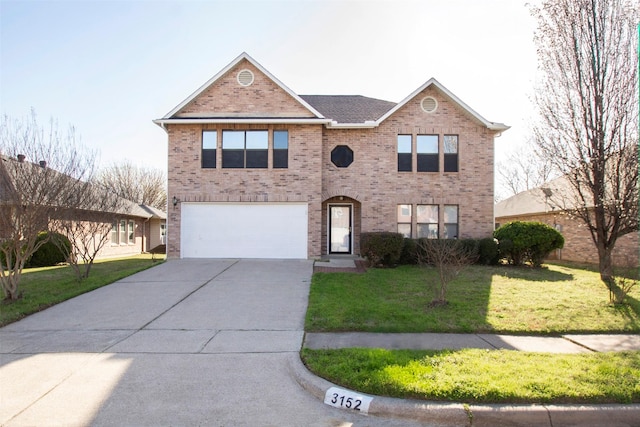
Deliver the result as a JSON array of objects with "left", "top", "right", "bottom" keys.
[{"left": 299, "top": 95, "right": 396, "bottom": 124}]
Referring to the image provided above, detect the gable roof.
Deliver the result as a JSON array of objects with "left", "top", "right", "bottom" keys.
[
  {"left": 376, "top": 78, "right": 509, "bottom": 131},
  {"left": 299, "top": 95, "right": 395, "bottom": 124},
  {"left": 157, "top": 52, "right": 327, "bottom": 123},
  {"left": 154, "top": 53, "right": 508, "bottom": 132},
  {"left": 495, "top": 176, "right": 575, "bottom": 218}
]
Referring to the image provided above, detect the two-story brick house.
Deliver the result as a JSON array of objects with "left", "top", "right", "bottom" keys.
[{"left": 154, "top": 53, "right": 508, "bottom": 259}]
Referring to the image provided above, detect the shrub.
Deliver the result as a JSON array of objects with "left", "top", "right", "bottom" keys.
[
  {"left": 478, "top": 237, "right": 500, "bottom": 265},
  {"left": 494, "top": 221, "right": 564, "bottom": 267},
  {"left": 27, "top": 231, "right": 71, "bottom": 268},
  {"left": 399, "top": 238, "right": 418, "bottom": 265},
  {"left": 360, "top": 232, "right": 404, "bottom": 267}
]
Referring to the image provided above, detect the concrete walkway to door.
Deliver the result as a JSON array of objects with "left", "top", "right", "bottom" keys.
[{"left": 0, "top": 259, "right": 424, "bottom": 427}]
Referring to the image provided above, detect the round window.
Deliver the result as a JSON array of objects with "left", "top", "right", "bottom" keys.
[
  {"left": 237, "top": 69, "right": 254, "bottom": 86},
  {"left": 421, "top": 96, "right": 438, "bottom": 113}
]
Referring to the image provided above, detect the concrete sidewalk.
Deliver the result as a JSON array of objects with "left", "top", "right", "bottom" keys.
[{"left": 304, "top": 332, "right": 640, "bottom": 353}]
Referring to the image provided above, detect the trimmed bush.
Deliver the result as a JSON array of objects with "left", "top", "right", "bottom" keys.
[
  {"left": 360, "top": 232, "right": 404, "bottom": 267},
  {"left": 478, "top": 237, "right": 500, "bottom": 265},
  {"left": 399, "top": 238, "right": 419, "bottom": 265},
  {"left": 494, "top": 221, "right": 564, "bottom": 267},
  {"left": 27, "top": 231, "right": 71, "bottom": 268}
]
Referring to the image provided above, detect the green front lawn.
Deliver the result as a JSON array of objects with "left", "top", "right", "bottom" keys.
[
  {"left": 303, "top": 262, "right": 640, "bottom": 404},
  {"left": 0, "top": 254, "right": 164, "bottom": 327},
  {"left": 305, "top": 263, "right": 640, "bottom": 334},
  {"left": 301, "top": 348, "right": 640, "bottom": 404}
]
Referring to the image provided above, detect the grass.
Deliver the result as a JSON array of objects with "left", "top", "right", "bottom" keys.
[
  {"left": 303, "top": 262, "right": 640, "bottom": 404},
  {"left": 305, "top": 263, "right": 640, "bottom": 334},
  {"left": 301, "top": 348, "right": 640, "bottom": 404},
  {"left": 0, "top": 254, "right": 164, "bottom": 327}
]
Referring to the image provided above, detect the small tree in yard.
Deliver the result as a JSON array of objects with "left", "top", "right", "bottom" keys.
[
  {"left": 0, "top": 111, "right": 97, "bottom": 301},
  {"left": 52, "top": 188, "right": 128, "bottom": 280},
  {"left": 416, "top": 239, "right": 478, "bottom": 307}
]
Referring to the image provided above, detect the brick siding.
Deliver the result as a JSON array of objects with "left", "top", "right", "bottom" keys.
[{"left": 165, "top": 60, "right": 501, "bottom": 258}]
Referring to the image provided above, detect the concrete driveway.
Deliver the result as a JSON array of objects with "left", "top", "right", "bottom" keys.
[{"left": 0, "top": 259, "right": 424, "bottom": 427}]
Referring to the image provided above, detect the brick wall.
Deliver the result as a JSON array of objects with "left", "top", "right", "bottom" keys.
[
  {"left": 176, "top": 59, "right": 315, "bottom": 119},
  {"left": 165, "top": 62, "right": 500, "bottom": 258},
  {"left": 166, "top": 123, "right": 323, "bottom": 258},
  {"left": 320, "top": 85, "right": 498, "bottom": 250}
]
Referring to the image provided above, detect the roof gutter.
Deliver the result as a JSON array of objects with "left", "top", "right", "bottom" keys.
[{"left": 153, "top": 118, "right": 332, "bottom": 128}]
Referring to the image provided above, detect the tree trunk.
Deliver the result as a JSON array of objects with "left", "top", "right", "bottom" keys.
[{"left": 596, "top": 240, "right": 615, "bottom": 301}]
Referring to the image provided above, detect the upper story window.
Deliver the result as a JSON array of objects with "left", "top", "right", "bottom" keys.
[
  {"left": 444, "top": 135, "right": 458, "bottom": 172},
  {"left": 417, "top": 135, "right": 438, "bottom": 172},
  {"left": 273, "top": 130, "right": 288, "bottom": 168},
  {"left": 397, "top": 134, "right": 460, "bottom": 173},
  {"left": 202, "top": 130, "right": 217, "bottom": 168},
  {"left": 397, "top": 135, "right": 412, "bottom": 172},
  {"left": 222, "top": 130, "right": 268, "bottom": 168}
]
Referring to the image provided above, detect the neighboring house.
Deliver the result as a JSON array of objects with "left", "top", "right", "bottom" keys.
[
  {"left": 154, "top": 52, "right": 508, "bottom": 259},
  {"left": 0, "top": 154, "right": 167, "bottom": 259},
  {"left": 495, "top": 176, "right": 639, "bottom": 267}
]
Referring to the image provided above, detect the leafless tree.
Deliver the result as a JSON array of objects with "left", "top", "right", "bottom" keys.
[
  {"left": 52, "top": 188, "right": 129, "bottom": 280},
  {"left": 530, "top": 0, "right": 639, "bottom": 297},
  {"left": 497, "top": 142, "right": 556, "bottom": 201},
  {"left": 0, "top": 111, "right": 96, "bottom": 300},
  {"left": 416, "top": 239, "right": 478, "bottom": 307},
  {"left": 97, "top": 161, "right": 167, "bottom": 211}
]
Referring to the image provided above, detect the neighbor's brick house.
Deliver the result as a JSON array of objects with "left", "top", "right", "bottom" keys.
[
  {"left": 155, "top": 53, "right": 508, "bottom": 259},
  {"left": 495, "top": 177, "right": 639, "bottom": 267}
]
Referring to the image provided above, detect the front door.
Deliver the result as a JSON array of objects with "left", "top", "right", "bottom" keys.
[{"left": 329, "top": 205, "right": 352, "bottom": 254}]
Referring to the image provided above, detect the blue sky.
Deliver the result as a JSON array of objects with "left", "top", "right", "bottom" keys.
[{"left": 1, "top": 0, "right": 538, "bottom": 177}]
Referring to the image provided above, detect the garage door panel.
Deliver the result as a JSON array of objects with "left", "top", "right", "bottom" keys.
[{"left": 181, "top": 203, "right": 307, "bottom": 259}]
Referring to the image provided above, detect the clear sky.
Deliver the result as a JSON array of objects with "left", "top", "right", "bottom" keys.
[{"left": 1, "top": 0, "right": 539, "bottom": 183}]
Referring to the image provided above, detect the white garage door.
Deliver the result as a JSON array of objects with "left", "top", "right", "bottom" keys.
[{"left": 180, "top": 202, "right": 308, "bottom": 259}]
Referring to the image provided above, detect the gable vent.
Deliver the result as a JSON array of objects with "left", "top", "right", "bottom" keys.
[
  {"left": 421, "top": 96, "right": 438, "bottom": 113},
  {"left": 237, "top": 69, "right": 254, "bottom": 86}
]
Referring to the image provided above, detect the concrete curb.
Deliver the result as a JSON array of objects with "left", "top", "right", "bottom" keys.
[{"left": 288, "top": 354, "right": 640, "bottom": 426}]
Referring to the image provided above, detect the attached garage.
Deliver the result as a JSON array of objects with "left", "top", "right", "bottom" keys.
[{"left": 180, "top": 202, "right": 308, "bottom": 259}]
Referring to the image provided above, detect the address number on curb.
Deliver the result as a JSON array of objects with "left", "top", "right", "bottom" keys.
[{"left": 324, "top": 387, "right": 373, "bottom": 414}]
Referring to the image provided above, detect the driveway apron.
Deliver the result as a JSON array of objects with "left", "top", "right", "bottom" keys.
[{"left": 0, "top": 259, "right": 424, "bottom": 427}]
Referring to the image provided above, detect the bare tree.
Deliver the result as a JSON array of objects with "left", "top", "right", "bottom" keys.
[
  {"left": 530, "top": 0, "right": 639, "bottom": 296},
  {"left": 497, "top": 142, "right": 556, "bottom": 201},
  {"left": 0, "top": 111, "right": 96, "bottom": 300},
  {"left": 52, "top": 188, "right": 129, "bottom": 280},
  {"left": 416, "top": 239, "right": 478, "bottom": 307},
  {"left": 97, "top": 161, "right": 167, "bottom": 211}
]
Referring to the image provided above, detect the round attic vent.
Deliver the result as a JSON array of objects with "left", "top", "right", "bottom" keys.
[
  {"left": 421, "top": 96, "right": 438, "bottom": 113},
  {"left": 237, "top": 69, "right": 254, "bottom": 86}
]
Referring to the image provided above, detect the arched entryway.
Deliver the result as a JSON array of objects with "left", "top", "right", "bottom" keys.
[{"left": 321, "top": 196, "right": 361, "bottom": 256}]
